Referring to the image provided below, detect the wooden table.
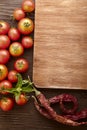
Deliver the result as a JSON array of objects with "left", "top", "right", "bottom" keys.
[{"left": 0, "top": 0, "right": 87, "bottom": 130}]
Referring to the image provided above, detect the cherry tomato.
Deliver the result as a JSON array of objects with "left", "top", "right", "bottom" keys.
[
  {"left": 18, "top": 18, "right": 34, "bottom": 35},
  {"left": 0, "top": 97, "right": 14, "bottom": 111},
  {"left": 0, "top": 80, "right": 12, "bottom": 95},
  {"left": 14, "top": 58, "right": 29, "bottom": 73},
  {"left": 15, "top": 94, "right": 28, "bottom": 105},
  {"left": 0, "top": 21, "right": 10, "bottom": 35},
  {"left": 13, "top": 8, "right": 25, "bottom": 21},
  {"left": 0, "top": 64, "right": 8, "bottom": 81},
  {"left": 0, "top": 35, "right": 10, "bottom": 49},
  {"left": 8, "top": 28, "right": 20, "bottom": 41},
  {"left": 0, "top": 50, "right": 10, "bottom": 64},
  {"left": 8, "top": 70, "right": 18, "bottom": 83},
  {"left": 22, "top": 0, "right": 35, "bottom": 13},
  {"left": 22, "top": 36, "right": 33, "bottom": 48},
  {"left": 9, "top": 42, "right": 24, "bottom": 57}
]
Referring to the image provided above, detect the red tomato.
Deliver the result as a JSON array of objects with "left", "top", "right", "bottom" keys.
[
  {"left": 0, "top": 64, "right": 8, "bottom": 81},
  {"left": 22, "top": 36, "right": 33, "bottom": 48},
  {"left": 0, "top": 80, "right": 12, "bottom": 95},
  {"left": 9, "top": 42, "right": 24, "bottom": 57},
  {"left": 18, "top": 18, "right": 34, "bottom": 35},
  {"left": 13, "top": 8, "right": 25, "bottom": 21},
  {"left": 0, "top": 35, "right": 10, "bottom": 49},
  {"left": 0, "top": 97, "right": 14, "bottom": 111},
  {"left": 0, "top": 21, "right": 10, "bottom": 35},
  {"left": 15, "top": 94, "right": 28, "bottom": 105},
  {"left": 8, "top": 70, "right": 18, "bottom": 83},
  {"left": 8, "top": 28, "right": 20, "bottom": 41},
  {"left": 22, "top": 0, "right": 35, "bottom": 13},
  {"left": 14, "top": 58, "right": 29, "bottom": 73},
  {"left": 0, "top": 50, "right": 10, "bottom": 64}
]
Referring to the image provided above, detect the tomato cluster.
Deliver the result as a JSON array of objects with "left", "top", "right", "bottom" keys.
[{"left": 0, "top": 0, "right": 35, "bottom": 111}]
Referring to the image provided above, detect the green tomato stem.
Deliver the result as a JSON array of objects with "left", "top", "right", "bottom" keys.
[{"left": 0, "top": 74, "right": 41, "bottom": 99}]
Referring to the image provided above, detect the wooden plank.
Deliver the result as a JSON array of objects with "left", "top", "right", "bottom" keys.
[{"left": 33, "top": 0, "right": 87, "bottom": 89}]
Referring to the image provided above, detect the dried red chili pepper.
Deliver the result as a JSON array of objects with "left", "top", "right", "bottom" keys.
[
  {"left": 49, "top": 94, "right": 78, "bottom": 114},
  {"left": 34, "top": 89, "right": 87, "bottom": 126},
  {"left": 33, "top": 96, "right": 52, "bottom": 119},
  {"left": 63, "top": 109, "right": 87, "bottom": 121},
  {"left": 49, "top": 94, "right": 87, "bottom": 121}
]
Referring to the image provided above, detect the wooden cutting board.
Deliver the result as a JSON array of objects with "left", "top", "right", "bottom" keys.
[{"left": 33, "top": 0, "right": 87, "bottom": 89}]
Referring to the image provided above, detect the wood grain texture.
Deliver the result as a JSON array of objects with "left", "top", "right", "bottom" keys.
[
  {"left": 33, "top": 0, "right": 87, "bottom": 89},
  {"left": 0, "top": 1, "right": 87, "bottom": 130}
]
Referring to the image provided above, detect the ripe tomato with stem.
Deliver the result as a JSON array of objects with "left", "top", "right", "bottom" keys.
[
  {"left": 0, "top": 35, "right": 10, "bottom": 49},
  {"left": 0, "top": 80, "right": 12, "bottom": 95},
  {"left": 13, "top": 8, "right": 25, "bottom": 21},
  {"left": 8, "top": 28, "right": 20, "bottom": 41},
  {"left": 18, "top": 18, "right": 34, "bottom": 35},
  {"left": 14, "top": 58, "right": 29, "bottom": 73},
  {"left": 8, "top": 70, "right": 18, "bottom": 83},
  {"left": 0, "top": 97, "right": 14, "bottom": 111},
  {"left": 22, "top": 0, "right": 35, "bottom": 13},
  {"left": 0, "top": 64, "right": 8, "bottom": 81},
  {"left": 9, "top": 42, "right": 24, "bottom": 57},
  {"left": 22, "top": 36, "right": 33, "bottom": 48},
  {"left": 15, "top": 94, "right": 28, "bottom": 105},
  {"left": 0, "top": 50, "right": 10, "bottom": 64},
  {"left": 0, "top": 21, "right": 10, "bottom": 35}
]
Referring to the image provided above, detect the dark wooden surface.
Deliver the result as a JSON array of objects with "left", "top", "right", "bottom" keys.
[{"left": 0, "top": 0, "right": 87, "bottom": 130}]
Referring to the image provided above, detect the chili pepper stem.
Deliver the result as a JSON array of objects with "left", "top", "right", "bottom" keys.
[
  {"left": 28, "top": 75, "right": 41, "bottom": 96},
  {"left": 32, "top": 95, "right": 38, "bottom": 102},
  {"left": 33, "top": 87, "right": 41, "bottom": 96}
]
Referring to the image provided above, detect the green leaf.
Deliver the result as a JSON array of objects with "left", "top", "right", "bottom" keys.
[
  {"left": 15, "top": 93, "right": 21, "bottom": 102},
  {"left": 16, "top": 73, "right": 23, "bottom": 88},
  {"left": 0, "top": 87, "right": 17, "bottom": 94},
  {"left": 22, "top": 80, "right": 29, "bottom": 86},
  {"left": 22, "top": 84, "right": 34, "bottom": 93}
]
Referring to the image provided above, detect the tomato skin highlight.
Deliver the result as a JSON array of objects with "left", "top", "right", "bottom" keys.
[
  {"left": 0, "top": 98, "right": 14, "bottom": 111},
  {"left": 0, "top": 64, "right": 8, "bottom": 81},
  {"left": 22, "top": 36, "right": 33, "bottom": 48},
  {"left": 22, "top": 0, "right": 35, "bottom": 13},
  {"left": 0, "top": 80, "right": 12, "bottom": 95},
  {"left": 0, "top": 50, "right": 10, "bottom": 64},
  {"left": 18, "top": 18, "right": 34, "bottom": 35},
  {"left": 8, "top": 28, "right": 20, "bottom": 41},
  {"left": 8, "top": 70, "right": 18, "bottom": 83},
  {"left": 0, "top": 21, "right": 10, "bottom": 35},
  {"left": 0, "top": 35, "right": 10, "bottom": 49},
  {"left": 13, "top": 8, "right": 25, "bottom": 21},
  {"left": 14, "top": 58, "right": 29, "bottom": 73},
  {"left": 9, "top": 42, "right": 24, "bottom": 57},
  {"left": 15, "top": 94, "right": 28, "bottom": 105}
]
